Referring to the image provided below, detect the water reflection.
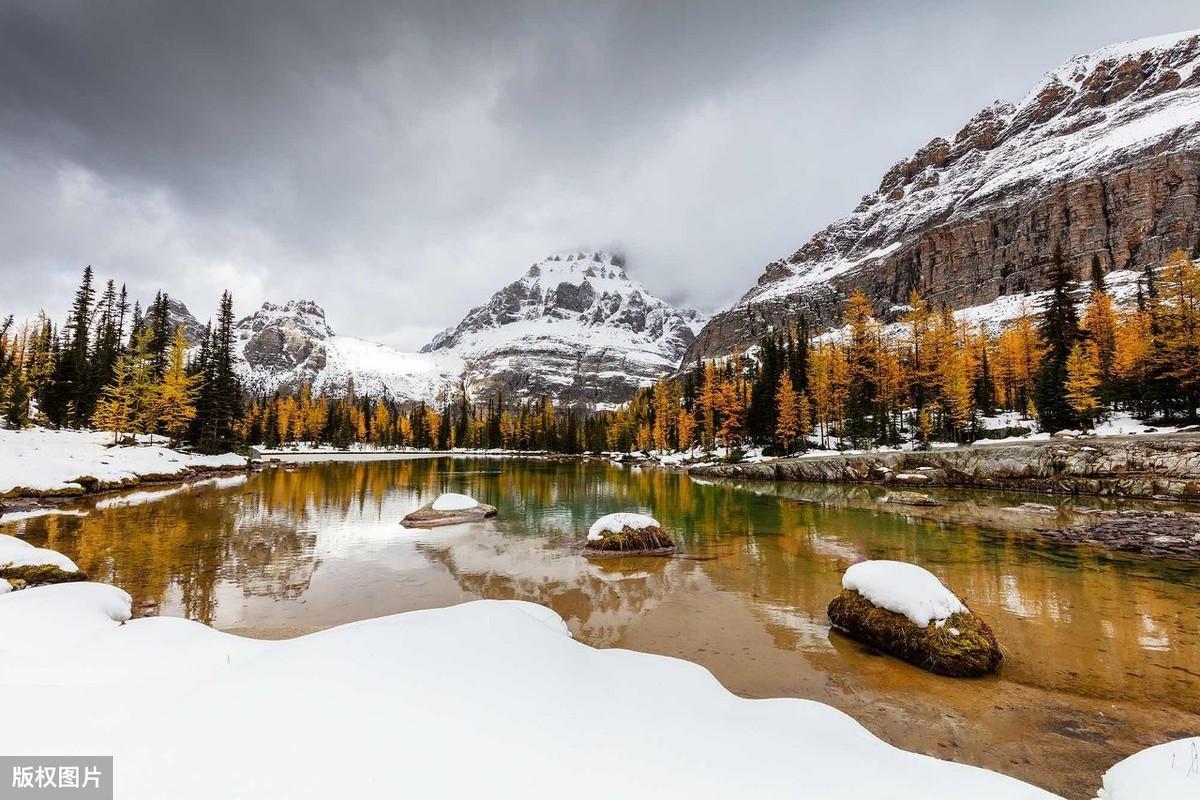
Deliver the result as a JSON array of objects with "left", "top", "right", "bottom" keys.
[{"left": 4, "top": 457, "right": 1200, "bottom": 797}]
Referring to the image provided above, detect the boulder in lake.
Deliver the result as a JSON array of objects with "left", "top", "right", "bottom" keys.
[
  {"left": 827, "top": 560, "right": 1002, "bottom": 677},
  {"left": 400, "top": 493, "right": 497, "bottom": 528},
  {"left": 583, "top": 513, "right": 675, "bottom": 555}
]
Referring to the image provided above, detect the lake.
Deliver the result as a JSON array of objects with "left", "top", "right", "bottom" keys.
[{"left": 5, "top": 456, "right": 1199, "bottom": 798}]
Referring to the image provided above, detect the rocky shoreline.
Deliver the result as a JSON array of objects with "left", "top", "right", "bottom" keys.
[
  {"left": 0, "top": 461, "right": 259, "bottom": 516},
  {"left": 690, "top": 435, "right": 1200, "bottom": 502}
]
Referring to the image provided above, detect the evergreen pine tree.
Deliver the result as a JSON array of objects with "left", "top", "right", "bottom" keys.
[{"left": 1033, "top": 243, "right": 1081, "bottom": 431}]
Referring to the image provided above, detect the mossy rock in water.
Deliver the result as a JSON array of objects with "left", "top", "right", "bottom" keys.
[
  {"left": 827, "top": 589, "right": 1001, "bottom": 677},
  {"left": 0, "top": 564, "right": 88, "bottom": 587},
  {"left": 583, "top": 520, "right": 676, "bottom": 556}
]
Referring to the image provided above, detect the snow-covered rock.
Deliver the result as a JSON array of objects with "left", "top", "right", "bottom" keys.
[
  {"left": 424, "top": 252, "right": 698, "bottom": 405},
  {"left": 842, "top": 560, "right": 967, "bottom": 628},
  {"left": 587, "top": 512, "right": 661, "bottom": 542},
  {"left": 0, "top": 534, "right": 79, "bottom": 573},
  {"left": 0, "top": 577, "right": 1059, "bottom": 799},
  {"left": 1095, "top": 737, "right": 1200, "bottom": 799},
  {"left": 431, "top": 493, "right": 479, "bottom": 512}
]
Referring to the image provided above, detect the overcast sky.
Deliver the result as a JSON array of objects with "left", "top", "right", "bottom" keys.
[{"left": 1, "top": 1, "right": 1196, "bottom": 348}]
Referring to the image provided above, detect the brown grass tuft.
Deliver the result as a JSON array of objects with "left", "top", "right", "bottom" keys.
[{"left": 584, "top": 524, "right": 676, "bottom": 553}]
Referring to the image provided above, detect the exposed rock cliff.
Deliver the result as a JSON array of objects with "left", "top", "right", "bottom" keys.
[{"left": 687, "top": 29, "right": 1200, "bottom": 363}]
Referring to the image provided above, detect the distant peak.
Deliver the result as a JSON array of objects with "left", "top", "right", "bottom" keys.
[{"left": 241, "top": 299, "right": 334, "bottom": 337}]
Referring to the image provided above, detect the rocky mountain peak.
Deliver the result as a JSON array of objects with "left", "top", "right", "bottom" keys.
[
  {"left": 234, "top": 299, "right": 335, "bottom": 389},
  {"left": 143, "top": 296, "right": 207, "bottom": 346},
  {"left": 421, "top": 251, "right": 695, "bottom": 405}
]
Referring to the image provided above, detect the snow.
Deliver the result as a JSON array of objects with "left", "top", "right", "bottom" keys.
[
  {"left": 0, "top": 582, "right": 130, "bottom": 658},
  {"left": 842, "top": 560, "right": 968, "bottom": 628},
  {"left": 431, "top": 492, "right": 479, "bottom": 512},
  {"left": 0, "top": 575, "right": 1059, "bottom": 799},
  {"left": 1094, "top": 737, "right": 1200, "bottom": 800},
  {"left": 0, "top": 427, "right": 245, "bottom": 496},
  {"left": 1090, "top": 411, "right": 1177, "bottom": 437},
  {"left": 587, "top": 512, "right": 660, "bottom": 542},
  {"left": 0, "top": 533, "right": 79, "bottom": 574}
]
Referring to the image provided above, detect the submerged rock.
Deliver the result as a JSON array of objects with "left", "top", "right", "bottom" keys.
[
  {"left": 583, "top": 512, "right": 676, "bottom": 555},
  {"left": 400, "top": 493, "right": 497, "bottom": 528},
  {"left": 1041, "top": 510, "right": 1200, "bottom": 561},
  {"left": 827, "top": 561, "right": 1002, "bottom": 677},
  {"left": 885, "top": 491, "right": 942, "bottom": 507}
]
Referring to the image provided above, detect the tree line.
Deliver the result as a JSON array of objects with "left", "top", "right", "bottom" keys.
[
  {"left": 0, "top": 266, "right": 244, "bottom": 451},
  {"left": 5, "top": 249, "right": 1198, "bottom": 457}
]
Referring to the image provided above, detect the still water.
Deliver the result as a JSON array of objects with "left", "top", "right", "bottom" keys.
[{"left": 5, "top": 457, "right": 1199, "bottom": 798}]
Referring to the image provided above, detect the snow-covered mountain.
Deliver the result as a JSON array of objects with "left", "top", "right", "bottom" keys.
[
  {"left": 225, "top": 253, "right": 697, "bottom": 406},
  {"left": 423, "top": 251, "right": 698, "bottom": 406},
  {"left": 233, "top": 300, "right": 463, "bottom": 403},
  {"left": 688, "top": 29, "right": 1200, "bottom": 362}
]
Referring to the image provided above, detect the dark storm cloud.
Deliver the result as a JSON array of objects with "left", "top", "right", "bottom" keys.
[{"left": 0, "top": 1, "right": 1196, "bottom": 345}]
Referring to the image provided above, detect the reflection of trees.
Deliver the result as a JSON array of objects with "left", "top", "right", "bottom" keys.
[
  {"left": 9, "top": 478, "right": 319, "bottom": 626},
  {"left": 415, "top": 525, "right": 689, "bottom": 647}
]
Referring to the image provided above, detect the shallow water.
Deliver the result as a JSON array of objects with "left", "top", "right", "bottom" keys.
[{"left": 5, "top": 457, "right": 1199, "bottom": 798}]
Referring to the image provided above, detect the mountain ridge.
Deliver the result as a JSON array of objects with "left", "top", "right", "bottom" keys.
[{"left": 686, "top": 28, "right": 1200, "bottom": 363}]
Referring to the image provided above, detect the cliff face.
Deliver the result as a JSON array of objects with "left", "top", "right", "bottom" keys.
[{"left": 687, "top": 30, "right": 1200, "bottom": 363}]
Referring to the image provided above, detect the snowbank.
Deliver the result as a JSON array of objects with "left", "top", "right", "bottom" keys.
[
  {"left": 1095, "top": 737, "right": 1200, "bottom": 799},
  {"left": 0, "top": 582, "right": 130, "bottom": 658},
  {"left": 431, "top": 493, "right": 479, "bottom": 512},
  {"left": 587, "top": 512, "right": 660, "bottom": 542},
  {"left": 0, "top": 533, "right": 79, "bottom": 573},
  {"left": 842, "top": 560, "right": 967, "bottom": 628},
  {"left": 0, "top": 427, "right": 245, "bottom": 496},
  {"left": 0, "top": 580, "right": 1058, "bottom": 799}
]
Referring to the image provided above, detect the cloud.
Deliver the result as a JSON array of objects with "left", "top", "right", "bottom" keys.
[{"left": 1, "top": 0, "right": 1196, "bottom": 346}]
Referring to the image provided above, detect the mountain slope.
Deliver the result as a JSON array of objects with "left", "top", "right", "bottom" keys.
[
  {"left": 688, "top": 29, "right": 1200, "bottom": 362},
  {"left": 423, "top": 251, "right": 697, "bottom": 406},
  {"left": 233, "top": 300, "right": 463, "bottom": 403}
]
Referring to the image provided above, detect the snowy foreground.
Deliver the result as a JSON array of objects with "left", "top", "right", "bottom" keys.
[
  {"left": 0, "top": 427, "right": 244, "bottom": 496},
  {"left": 0, "top": 582, "right": 1065, "bottom": 799}
]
